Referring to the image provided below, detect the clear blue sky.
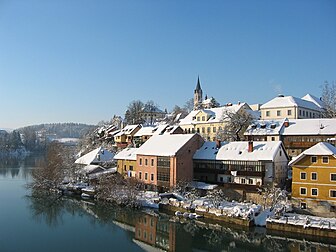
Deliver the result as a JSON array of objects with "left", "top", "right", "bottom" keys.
[{"left": 0, "top": 0, "right": 335, "bottom": 129}]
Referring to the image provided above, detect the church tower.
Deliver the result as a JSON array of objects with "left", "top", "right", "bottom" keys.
[{"left": 194, "top": 76, "right": 203, "bottom": 110}]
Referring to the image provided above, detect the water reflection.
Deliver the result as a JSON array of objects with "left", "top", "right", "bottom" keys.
[
  {"left": 0, "top": 154, "right": 44, "bottom": 180},
  {"left": 25, "top": 194, "right": 336, "bottom": 252}
]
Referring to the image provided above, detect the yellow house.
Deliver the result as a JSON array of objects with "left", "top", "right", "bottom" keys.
[
  {"left": 114, "top": 147, "right": 138, "bottom": 177},
  {"left": 114, "top": 124, "right": 141, "bottom": 148},
  {"left": 179, "top": 103, "right": 254, "bottom": 141},
  {"left": 290, "top": 142, "right": 336, "bottom": 212}
]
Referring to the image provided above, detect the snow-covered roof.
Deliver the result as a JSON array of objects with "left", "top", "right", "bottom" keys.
[
  {"left": 193, "top": 141, "right": 226, "bottom": 160},
  {"left": 244, "top": 119, "right": 285, "bottom": 136},
  {"left": 260, "top": 95, "right": 321, "bottom": 111},
  {"left": 301, "top": 94, "right": 324, "bottom": 108},
  {"left": 194, "top": 141, "right": 285, "bottom": 162},
  {"left": 114, "top": 147, "right": 138, "bottom": 161},
  {"left": 80, "top": 165, "right": 105, "bottom": 174},
  {"left": 136, "top": 134, "right": 197, "bottom": 156},
  {"left": 281, "top": 119, "right": 336, "bottom": 135},
  {"left": 114, "top": 124, "right": 140, "bottom": 137},
  {"left": 133, "top": 126, "right": 156, "bottom": 137},
  {"left": 244, "top": 118, "right": 336, "bottom": 136},
  {"left": 75, "top": 147, "right": 115, "bottom": 165},
  {"left": 289, "top": 142, "right": 336, "bottom": 166},
  {"left": 179, "top": 103, "right": 249, "bottom": 125}
]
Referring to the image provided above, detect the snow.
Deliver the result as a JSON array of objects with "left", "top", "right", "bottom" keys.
[
  {"left": 114, "top": 147, "right": 138, "bottom": 161},
  {"left": 267, "top": 213, "right": 336, "bottom": 231},
  {"left": 289, "top": 142, "right": 336, "bottom": 166},
  {"left": 55, "top": 138, "right": 79, "bottom": 143},
  {"left": 281, "top": 118, "right": 336, "bottom": 135},
  {"left": 244, "top": 119, "right": 284, "bottom": 136},
  {"left": 75, "top": 146, "right": 114, "bottom": 165},
  {"left": 194, "top": 141, "right": 284, "bottom": 161},
  {"left": 301, "top": 94, "right": 324, "bottom": 108},
  {"left": 190, "top": 181, "right": 218, "bottom": 190},
  {"left": 80, "top": 165, "right": 105, "bottom": 175},
  {"left": 114, "top": 124, "right": 140, "bottom": 137},
  {"left": 179, "top": 103, "right": 249, "bottom": 125},
  {"left": 135, "top": 134, "right": 196, "bottom": 156},
  {"left": 260, "top": 95, "right": 322, "bottom": 111}
]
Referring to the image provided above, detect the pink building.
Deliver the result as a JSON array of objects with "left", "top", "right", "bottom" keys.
[{"left": 135, "top": 134, "right": 204, "bottom": 189}]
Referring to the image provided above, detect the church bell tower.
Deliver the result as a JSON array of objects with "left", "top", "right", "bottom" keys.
[{"left": 194, "top": 76, "right": 203, "bottom": 110}]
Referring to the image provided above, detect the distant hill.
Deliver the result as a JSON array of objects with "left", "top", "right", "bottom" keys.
[{"left": 18, "top": 123, "right": 96, "bottom": 139}]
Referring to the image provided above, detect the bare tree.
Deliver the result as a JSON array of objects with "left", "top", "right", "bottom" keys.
[
  {"left": 29, "top": 142, "right": 75, "bottom": 191},
  {"left": 321, "top": 80, "right": 336, "bottom": 118},
  {"left": 124, "top": 100, "right": 145, "bottom": 125},
  {"left": 217, "top": 110, "right": 254, "bottom": 141},
  {"left": 184, "top": 98, "right": 194, "bottom": 113}
]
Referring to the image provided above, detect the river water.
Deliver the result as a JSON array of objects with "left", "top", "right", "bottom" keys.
[{"left": 0, "top": 155, "right": 335, "bottom": 252}]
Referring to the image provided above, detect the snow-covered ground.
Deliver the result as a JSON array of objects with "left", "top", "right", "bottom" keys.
[{"left": 267, "top": 213, "right": 336, "bottom": 230}]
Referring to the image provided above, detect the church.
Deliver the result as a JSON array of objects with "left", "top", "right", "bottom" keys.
[{"left": 193, "top": 76, "right": 219, "bottom": 110}]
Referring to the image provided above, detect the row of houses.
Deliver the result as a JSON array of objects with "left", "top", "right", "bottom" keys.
[{"left": 114, "top": 134, "right": 289, "bottom": 191}]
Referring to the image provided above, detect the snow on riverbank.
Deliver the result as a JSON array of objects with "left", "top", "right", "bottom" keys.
[{"left": 267, "top": 213, "right": 336, "bottom": 230}]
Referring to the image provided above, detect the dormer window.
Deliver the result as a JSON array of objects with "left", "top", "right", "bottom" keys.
[
  {"left": 251, "top": 124, "right": 257, "bottom": 129},
  {"left": 260, "top": 124, "right": 266, "bottom": 129},
  {"left": 270, "top": 124, "right": 276, "bottom": 129}
]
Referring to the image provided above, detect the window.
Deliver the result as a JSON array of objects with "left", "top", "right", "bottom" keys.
[
  {"left": 322, "top": 156, "right": 329, "bottom": 163},
  {"left": 300, "top": 202, "right": 307, "bottom": 209},
  {"left": 124, "top": 165, "right": 127, "bottom": 171},
  {"left": 330, "top": 190, "right": 336, "bottom": 198},
  {"left": 311, "top": 172, "right": 317, "bottom": 180},
  {"left": 145, "top": 159, "right": 148, "bottom": 166},
  {"left": 311, "top": 188, "right": 318, "bottom": 196},
  {"left": 248, "top": 179, "right": 253, "bottom": 184},
  {"left": 139, "top": 172, "right": 142, "bottom": 180},
  {"left": 151, "top": 159, "right": 154, "bottom": 166},
  {"left": 300, "top": 187, "right": 307, "bottom": 195},
  {"left": 241, "top": 178, "right": 246, "bottom": 184},
  {"left": 213, "top": 127, "right": 216, "bottom": 133},
  {"left": 145, "top": 172, "right": 148, "bottom": 180},
  {"left": 207, "top": 127, "right": 210, "bottom": 133},
  {"left": 202, "top": 116, "right": 205, "bottom": 121},
  {"left": 300, "top": 172, "right": 306, "bottom": 180},
  {"left": 202, "top": 127, "right": 205, "bottom": 133},
  {"left": 331, "top": 174, "right": 336, "bottom": 181},
  {"left": 129, "top": 165, "right": 133, "bottom": 171},
  {"left": 139, "top": 158, "right": 142, "bottom": 166},
  {"left": 197, "top": 117, "right": 200, "bottom": 121},
  {"left": 271, "top": 137, "right": 275, "bottom": 141},
  {"left": 277, "top": 110, "right": 281, "bottom": 116},
  {"left": 266, "top": 111, "right": 270, "bottom": 117},
  {"left": 299, "top": 110, "right": 302, "bottom": 116},
  {"left": 287, "top": 110, "right": 292, "bottom": 116},
  {"left": 311, "top": 156, "right": 317, "bottom": 163}
]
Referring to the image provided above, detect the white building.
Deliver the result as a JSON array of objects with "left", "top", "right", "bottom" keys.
[
  {"left": 193, "top": 141, "right": 289, "bottom": 189},
  {"left": 260, "top": 94, "right": 323, "bottom": 120}
]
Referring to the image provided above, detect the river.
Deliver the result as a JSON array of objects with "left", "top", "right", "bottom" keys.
[{"left": 0, "top": 155, "right": 335, "bottom": 252}]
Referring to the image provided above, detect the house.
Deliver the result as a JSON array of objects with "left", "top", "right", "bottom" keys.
[
  {"left": 133, "top": 124, "right": 184, "bottom": 146},
  {"left": 75, "top": 147, "right": 115, "bottom": 165},
  {"left": 193, "top": 141, "right": 289, "bottom": 190},
  {"left": 260, "top": 94, "right": 323, "bottom": 120},
  {"left": 114, "top": 124, "right": 142, "bottom": 148},
  {"left": 289, "top": 142, "right": 336, "bottom": 214},
  {"left": 179, "top": 103, "right": 256, "bottom": 141},
  {"left": 135, "top": 134, "right": 204, "bottom": 189},
  {"left": 140, "top": 104, "right": 167, "bottom": 125},
  {"left": 114, "top": 147, "right": 138, "bottom": 178},
  {"left": 245, "top": 118, "right": 336, "bottom": 157}
]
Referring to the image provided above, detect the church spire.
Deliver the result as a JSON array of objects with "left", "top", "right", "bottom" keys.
[
  {"left": 195, "top": 75, "right": 201, "bottom": 91},
  {"left": 194, "top": 76, "right": 203, "bottom": 110}
]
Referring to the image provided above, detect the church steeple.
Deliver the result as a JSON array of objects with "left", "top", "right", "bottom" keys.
[
  {"left": 194, "top": 76, "right": 203, "bottom": 110},
  {"left": 195, "top": 76, "right": 201, "bottom": 91}
]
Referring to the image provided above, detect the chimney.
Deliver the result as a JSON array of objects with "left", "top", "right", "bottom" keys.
[
  {"left": 248, "top": 141, "right": 253, "bottom": 152},
  {"left": 216, "top": 139, "right": 221, "bottom": 149},
  {"left": 284, "top": 118, "right": 289, "bottom": 127}
]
